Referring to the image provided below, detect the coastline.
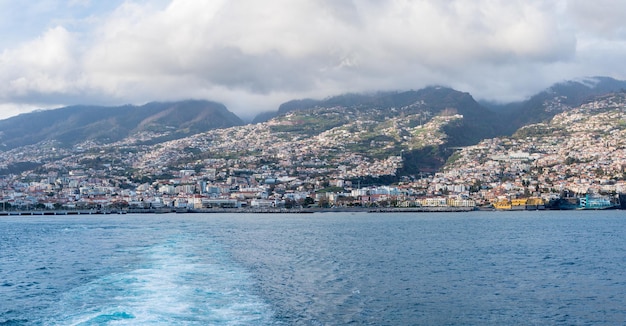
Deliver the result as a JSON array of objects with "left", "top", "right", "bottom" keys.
[
  {"left": 0, "top": 206, "right": 479, "bottom": 216},
  {"left": 2, "top": 205, "right": 623, "bottom": 216}
]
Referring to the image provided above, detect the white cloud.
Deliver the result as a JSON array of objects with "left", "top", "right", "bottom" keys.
[
  {"left": 0, "top": 103, "right": 54, "bottom": 120},
  {"left": 80, "top": 1, "right": 576, "bottom": 99},
  {"left": 0, "top": 0, "right": 625, "bottom": 120},
  {"left": 0, "top": 26, "right": 79, "bottom": 97}
]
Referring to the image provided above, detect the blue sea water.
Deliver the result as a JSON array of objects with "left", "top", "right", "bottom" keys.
[{"left": 1, "top": 210, "right": 626, "bottom": 325}]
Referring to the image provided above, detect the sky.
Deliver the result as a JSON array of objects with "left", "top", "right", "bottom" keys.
[{"left": 1, "top": 0, "right": 626, "bottom": 121}]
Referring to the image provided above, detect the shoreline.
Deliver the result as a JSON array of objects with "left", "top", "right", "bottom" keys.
[
  {"left": 1, "top": 205, "right": 623, "bottom": 216},
  {"left": 0, "top": 206, "right": 477, "bottom": 215}
]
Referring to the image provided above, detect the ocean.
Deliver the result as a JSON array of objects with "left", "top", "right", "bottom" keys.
[{"left": 1, "top": 210, "right": 625, "bottom": 325}]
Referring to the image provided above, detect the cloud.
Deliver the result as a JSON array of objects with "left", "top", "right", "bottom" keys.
[
  {"left": 81, "top": 1, "right": 576, "bottom": 98},
  {"left": 566, "top": 0, "right": 626, "bottom": 39},
  {"left": 0, "top": 26, "right": 79, "bottom": 97},
  {"left": 0, "top": 0, "right": 625, "bottom": 120}
]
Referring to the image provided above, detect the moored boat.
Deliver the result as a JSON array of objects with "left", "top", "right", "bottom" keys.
[{"left": 577, "top": 194, "right": 617, "bottom": 210}]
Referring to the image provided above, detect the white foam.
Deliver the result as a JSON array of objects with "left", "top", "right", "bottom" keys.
[{"left": 46, "top": 240, "right": 277, "bottom": 325}]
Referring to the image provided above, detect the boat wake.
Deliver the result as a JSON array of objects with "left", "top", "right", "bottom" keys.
[{"left": 42, "top": 239, "right": 278, "bottom": 325}]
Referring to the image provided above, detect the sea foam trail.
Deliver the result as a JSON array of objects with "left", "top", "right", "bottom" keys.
[{"left": 44, "top": 239, "right": 278, "bottom": 325}]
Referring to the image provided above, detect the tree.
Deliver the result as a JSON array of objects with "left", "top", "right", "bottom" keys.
[
  {"left": 469, "top": 180, "right": 482, "bottom": 193},
  {"left": 318, "top": 196, "right": 331, "bottom": 208},
  {"left": 284, "top": 198, "right": 296, "bottom": 209}
]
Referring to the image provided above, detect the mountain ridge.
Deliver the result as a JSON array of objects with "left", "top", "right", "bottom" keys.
[
  {"left": 2, "top": 76, "right": 626, "bottom": 155},
  {"left": 0, "top": 100, "right": 243, "bottom": 150},
  {"left": 481, "top": 76, "right": 626, "bottom": 132},
  {"left": 254, "top": 77, "right": 626, "bottom": 130}
]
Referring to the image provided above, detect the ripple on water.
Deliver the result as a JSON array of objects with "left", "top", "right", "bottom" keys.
[{"left": 3, "top": 212, "right": 626, "bottom": 325}]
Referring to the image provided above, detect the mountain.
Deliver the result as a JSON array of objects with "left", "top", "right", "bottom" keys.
[
  {"left": 248, "top": 78, "right": 626, "bottom": 176},
  {"left": 442, "top": 91, "right": 626, "bottom": 198},
  {"left": 3, "top": 77, "right": 626, "bottom": 180},
  {"left": 217, "top": 87, "right": 508, "bottom": 177},
  {"left": 484, "top": 76, "right": 626, "bottom": 133},
  {"left": 0, "top": 100, "right": 243, "bottom": 149},
  {"left": 252, "top": 96, "right": 376, "bottom": 123},
  {"left": 3, "top": 88, "right": 626, "bottom": 211},
  {"left": 257, "top": 87, "right": 507, "bottom": 143},
  {"left": 245, "top": 86, "right": 540, "bottom": 175}
]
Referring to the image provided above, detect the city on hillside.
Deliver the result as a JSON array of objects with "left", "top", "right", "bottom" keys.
[{"left": 2, "top": 90, "right": 626, "bottom": 213}]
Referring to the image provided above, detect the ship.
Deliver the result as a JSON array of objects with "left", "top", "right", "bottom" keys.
[
  {"left": 549, "top": 193, "right": 619, "bottom": 210},
  {"left": 577, "top": 194, "right": 618, "bottom": 210}
]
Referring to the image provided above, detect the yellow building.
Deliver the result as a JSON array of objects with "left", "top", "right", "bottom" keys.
[
  {"left": 493, "top": 197, "right": 545, "bottom": 210},
  {"left": 493, "top": 200, "right": 512, "bottom": 210}
]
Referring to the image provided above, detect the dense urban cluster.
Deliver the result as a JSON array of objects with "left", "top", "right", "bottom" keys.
[
  {"left": 1, "top": 94, "right": 625, "bottom": 211},
  {"left": 428, "top": 94, "right": 626, "bottom": 205}
]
